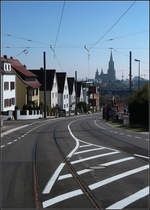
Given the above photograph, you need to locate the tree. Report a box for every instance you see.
[128,84,149,129]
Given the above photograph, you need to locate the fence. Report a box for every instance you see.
[16,110,42,120]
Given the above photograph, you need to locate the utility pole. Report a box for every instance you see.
[134,59,141,89]
[129,51,132,93]
[75,71,77,115]
[43,51,47,119]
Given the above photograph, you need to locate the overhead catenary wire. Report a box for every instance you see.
[89,0,136,50]
[53,1,66,49]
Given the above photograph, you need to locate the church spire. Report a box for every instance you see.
[110,50,113,62]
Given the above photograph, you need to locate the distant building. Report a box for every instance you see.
[67,77,76,112]
[95,51,116,85]
[56,72,69,113]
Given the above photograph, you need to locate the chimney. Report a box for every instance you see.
[24,64,26,68]
[10,56,13,59]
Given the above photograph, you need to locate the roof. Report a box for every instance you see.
[1,56,36,77]
[56,72,66,93]
[30,69,56,91]
[67,77,75,95]
[1,56,40,88]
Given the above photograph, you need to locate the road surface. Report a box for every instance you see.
[0,113,149,209]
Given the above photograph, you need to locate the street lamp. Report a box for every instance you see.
[134,59,140,89]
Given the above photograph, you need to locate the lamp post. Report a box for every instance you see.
[134,59,140,89]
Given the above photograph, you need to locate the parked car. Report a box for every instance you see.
[59,109,66,117]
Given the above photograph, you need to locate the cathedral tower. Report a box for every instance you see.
[107,51,116,81]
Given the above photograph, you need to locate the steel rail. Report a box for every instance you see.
[53,128,103,210]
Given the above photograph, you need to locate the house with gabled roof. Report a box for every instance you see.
[1,55,40,110]
[67,77,76,112]
[29,69,58,108]
[56,72,69,113]
[76,81,84,104]
[0,59,16,113]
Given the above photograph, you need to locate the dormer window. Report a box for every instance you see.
[3,63,11,72]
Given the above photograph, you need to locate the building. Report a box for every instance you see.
[0,60,16,113]
[56,72,69,113]
[95,51,116,85]
[76,81,84,104]
[67,77,76,112]
[30,69,58,108]
[2,56,40,110]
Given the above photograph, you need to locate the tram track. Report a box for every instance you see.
[53,128,103,210]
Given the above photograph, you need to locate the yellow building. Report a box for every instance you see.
[2,56,40,110]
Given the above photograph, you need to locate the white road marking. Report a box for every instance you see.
[114,131,118,134]
[74,147,105,155]
[135,136,141,139]
[106,186,149,209]
[94,120,106,130]
[43,189,83,208]
[13,139,17,142]
[127,135,132,137]
[21,135,25,138]
[119,133,124,135]
[42,120,80,194]
[80,144,93,148]
[7,142,12,145]
[58,168,93,181]
[71,151,120,165]
[89,165,149,190]
[101,157,135,167]
[58,157,134,181]
[134,154,149,160]
[42,162,65,194]
[43,165,149,207]
[1,124,30,137]
[18,137,21,139]
[0,145,5,148]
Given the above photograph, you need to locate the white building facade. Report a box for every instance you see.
[51,72,58,108]
[0,61,16,112]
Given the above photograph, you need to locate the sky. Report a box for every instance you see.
[1,1,149,80]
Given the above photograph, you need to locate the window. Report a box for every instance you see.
[36,88,38,95]
[10,82,15,90]
[8,64,11,71]
[52,93,54,98]
[64,95,65,99]
[4,64,8,71]
[55,93,57,98]
[4,82,9,90]
[33,89,35,96]
[11,98,15,105]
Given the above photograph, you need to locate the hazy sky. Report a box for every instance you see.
[1,1,149,80]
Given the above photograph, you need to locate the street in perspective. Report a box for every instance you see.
[0,1,149,209]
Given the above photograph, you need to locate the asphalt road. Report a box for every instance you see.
[0,113,149,209]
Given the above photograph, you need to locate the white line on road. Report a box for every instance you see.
[101,157,135,167]
[43,189,83,208]
[43,165,149,207]
[42,120,80,194]
[58,157,134,181]
[127,135,132,137]
[135,136,142,139]
[58,168,93,181]
[7,142,12,145]
[74,147,105,155]
[106,186,149,209]
[89,165,149,191]
[71,151,120,165]
[94,120,106,130]
[134,154,149,160]
[13,139,17,142]
[0,145,5,148]
[80,144,93,148]
[42,162,65,194]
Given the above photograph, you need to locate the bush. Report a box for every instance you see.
[77,102,89,113]
[128,85,149,128]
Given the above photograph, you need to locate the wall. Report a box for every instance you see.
[63,76,69,112]
[51,73,58,107]
[16,76,27,110]
[3,74,16,111]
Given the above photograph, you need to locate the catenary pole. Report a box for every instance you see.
[43,52,47,118]
[129,51,132,93]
